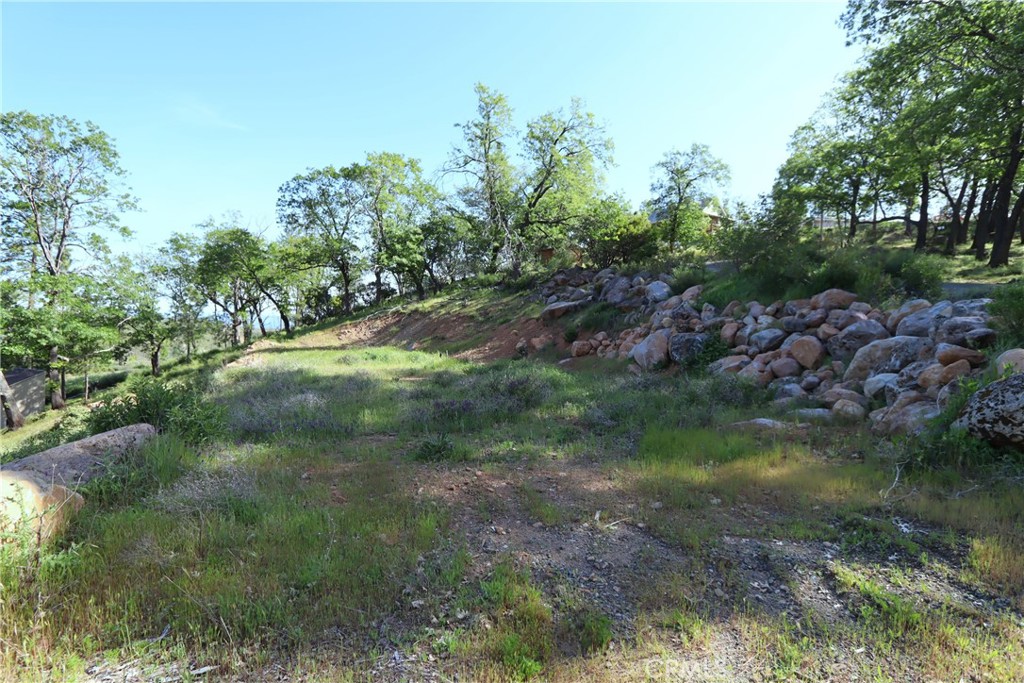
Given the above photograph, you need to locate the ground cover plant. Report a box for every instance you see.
[2,313,1023,682]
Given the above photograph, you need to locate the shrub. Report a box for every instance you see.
[898,253,945,299]
[580,212,659,269]
[86,375,224,446]
[574,302,621,334]
[989,280,1024,347]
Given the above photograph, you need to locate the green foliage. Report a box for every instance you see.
[79,434,195,508]
[573,302,622,334]
[86,375,224,445]
[576,198,659,268]
[898,253,945,299]
[412,433,470,463]
[569,607,613,654]
[671,261,709,293]
[989,280,1024,347]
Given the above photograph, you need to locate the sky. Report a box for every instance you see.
[1,1,862,255]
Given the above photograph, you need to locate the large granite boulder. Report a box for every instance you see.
[669,333,709,366]
[629,329,671,371]
[826,319,891,363]
[843,336,935,382]
[953,373,1024,450]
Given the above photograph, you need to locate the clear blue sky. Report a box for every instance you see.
[1,1,861,254]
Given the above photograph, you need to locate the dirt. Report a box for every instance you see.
[330,308,570,363]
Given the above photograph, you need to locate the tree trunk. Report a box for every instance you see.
[1008,190,1024,248]
[84,369,90,401]
[848,177,860,239]
[150,351,161,377]
[49,346,65,410]
[0,370,25,429]
[988,125,1023,267]
[959,178,979,245]
[973,182,996,260]
[256,310,267,337]
[914,172,929,251]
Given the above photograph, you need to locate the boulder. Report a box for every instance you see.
[964,327,997,348]
[669,333,709,366]
[790,336,826,370]
[816,324,841,341]
[934,316,989,346]
[720,322,741,346]
[737,363,772,387]
[791,408,834,423]
[731,418,808,433]
[863,373,899,401]
[769,357,802,379]
[826,319,891,363]
[951,298,992,317]
[843,336,935,382]
[871,401,940,436]
[917,358,971,389]
[994,348,1024,375]
[886,299,931,332]
[820,387,869,409]
[749,328,787,353]
[935,343,986,367]
[680,284,704,302]
[895,301,952,337]
[832,399,867,421]
[629,329,671,371]
[540,301,583,321]
[570,341,592,357]
[600,275,633,306]
[780,316,807,333]
[810,288,858,311]
[953,373,1024,450]
[710,355,751,374]
[0,471,84,544]
[645,281,672,303]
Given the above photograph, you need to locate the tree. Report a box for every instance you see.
[152,235,208,361]
[194,219,262,346]
[649,144,730,251]
[0,111,134,409]
[277,166,365,315]
[445,83,517,273]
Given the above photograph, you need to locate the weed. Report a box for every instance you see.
[569,606,613,654]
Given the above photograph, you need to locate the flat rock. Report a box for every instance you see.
[953,373,1024,450]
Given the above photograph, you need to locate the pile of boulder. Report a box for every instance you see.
[533,268,1024,442]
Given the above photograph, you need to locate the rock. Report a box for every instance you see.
[0,471,84,544]
[886,299,931,332]
[843,336,936,382]
[953,373,1024,450]
[680,285,704,302]
[832,399,866,421]
[964,327,997,348]
[800,375,821,392]
[811,288,858,311]
[749,328,787,353]
[917,358,971,389]
[872,401,940,436]
[802,309,827,328]
[826,319,891,363]
[935,343,986,367]
[816,324,841,341]
[895,301,952,337]
[568,288,591,302]
[951,298,992,317]
[791,408,834,423]
[731,418,807,433]
[820,387,868,409]
[737,364,772,387]
[710,355,751,374]
[645,281,672,303]
[769,357,802,379]
[790,336,826,370]
[629,329,671,371]
[600,275,632,306]
[994,348,1024,375]
[1,424,157,542]
[773,382,807,400]
[863,373,899,401]
[515,339,528,356]
[780,316,807,333]
[934,316,989,346]
[570,341,592,357]
[669,333,709,366]
[540,301,583,321]
[720,322,741,346]
[529,335,554,352]
[4,424,158,486]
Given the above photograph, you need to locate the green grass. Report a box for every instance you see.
[6,292,1024,681]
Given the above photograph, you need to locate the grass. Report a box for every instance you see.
[5,290,1024,680]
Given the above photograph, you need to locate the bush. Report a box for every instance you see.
[898,253,945,299]
[573,302,621,334]
[86,375,224,446]
[989,280,1024,347]
[579,211,659,269]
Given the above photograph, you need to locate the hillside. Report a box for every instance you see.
[3,279,1024,683]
